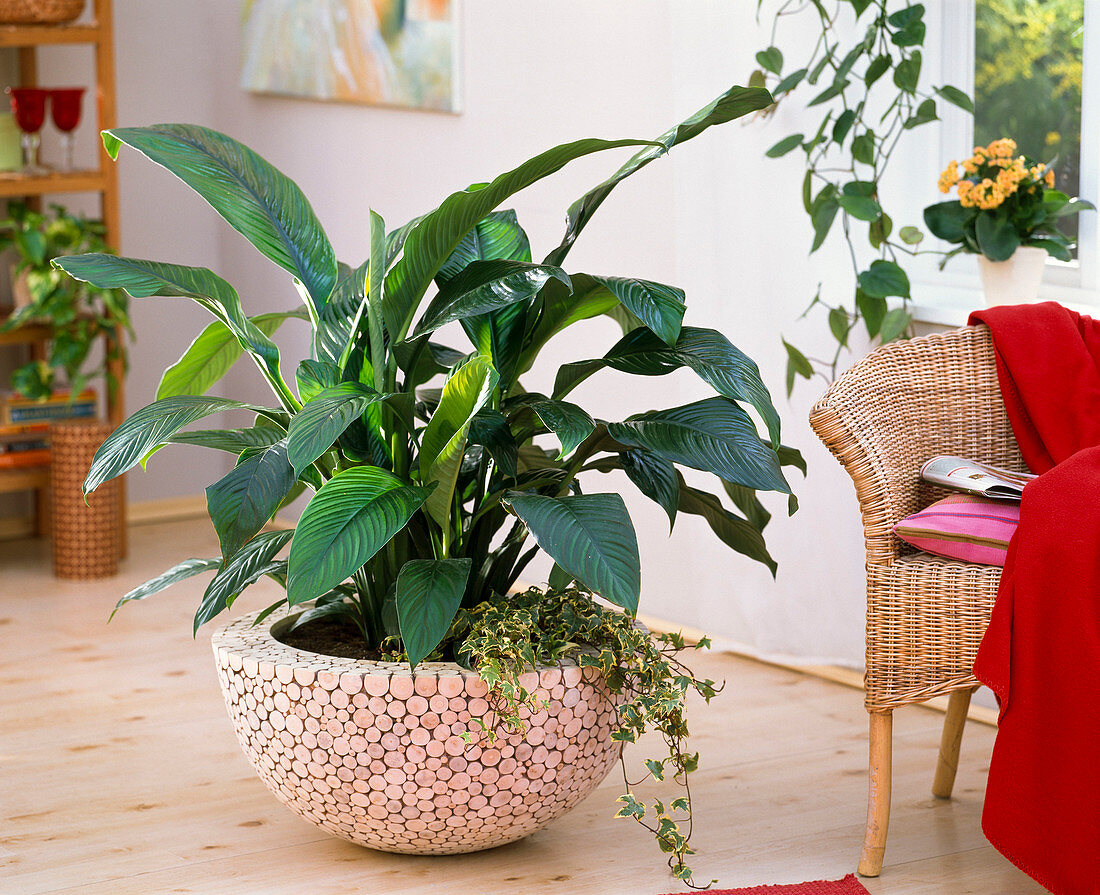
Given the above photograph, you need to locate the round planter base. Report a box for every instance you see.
[212,608,623,855]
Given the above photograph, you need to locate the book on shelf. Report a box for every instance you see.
[0,447,49,469]
[0,388,97,427]
[920,455,1036,501]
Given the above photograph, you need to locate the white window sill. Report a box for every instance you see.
[908,271,1100,327]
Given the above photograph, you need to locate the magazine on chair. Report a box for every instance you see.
[920,455,1036,501]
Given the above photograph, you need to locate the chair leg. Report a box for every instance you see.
[858,711,892,878]
[932,688,974,799]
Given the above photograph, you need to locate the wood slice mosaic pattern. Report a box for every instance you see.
[211,608,624,854]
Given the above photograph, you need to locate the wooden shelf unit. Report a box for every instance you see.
[0,0,123,543]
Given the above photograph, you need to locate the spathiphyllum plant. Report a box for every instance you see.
[56,84,802,884]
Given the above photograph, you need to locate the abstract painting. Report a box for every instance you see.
[240,0,459,112]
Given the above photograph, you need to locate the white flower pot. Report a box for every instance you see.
[977,245,1048,308]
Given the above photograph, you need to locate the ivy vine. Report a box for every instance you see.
[751,0,973,392]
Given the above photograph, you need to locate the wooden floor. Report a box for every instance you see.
[0,519,1043,895]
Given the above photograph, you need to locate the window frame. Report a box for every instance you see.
[910,0,1099,323]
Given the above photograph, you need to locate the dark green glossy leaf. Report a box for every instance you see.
[503,492,641,613]
[722,479,771,532]
[864,54,890,87]
[903,97,937,129]
[589,276,685,347]
[828,307,850,346]
[782,338,813,397]
[286,468,431,605]
[545,84,773,267]
[468,409,517,478]
[975,213,1020,262]
[1027,236,1072,262]
[621,449,679,529]
[547,563,575,590]
[678,480,776,576]
[206,439,296,561]
[923,200,975,243]
[110,557,220,621]
[396,558,472,668]
[167,426,285,455]
[101,124,337,312]
[527,399,595,457]
[315,260,367,366]
[832,110,856,145]
[411,259,570,338]
[608,397,790,494]
[858,260,910,298]
[195,530,293,633]
[855,289,887,337]
[436,209,532,284]
[851,132,875,165]
[286,383,392,475]
[838,194,882,221]
[519,274,620,372]
[893,51,921,93]
[85,396,266,494]
[384,136,652,342]
[295,359,341,404]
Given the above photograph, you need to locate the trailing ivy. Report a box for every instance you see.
[451,586,719,887]
[752,1,973,390]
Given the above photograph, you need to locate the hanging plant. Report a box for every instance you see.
[750,1,973,392]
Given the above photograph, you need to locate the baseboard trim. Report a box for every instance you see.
[128,495,210,526]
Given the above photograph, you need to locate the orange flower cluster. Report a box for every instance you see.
[938,138,1056,210]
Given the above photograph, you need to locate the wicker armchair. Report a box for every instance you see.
[809,324,1024,878]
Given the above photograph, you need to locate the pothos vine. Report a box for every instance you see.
[750,0,973,392]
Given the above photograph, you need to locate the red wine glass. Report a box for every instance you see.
[50,88,84,171]
[6,87,48,175]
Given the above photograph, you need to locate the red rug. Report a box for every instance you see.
[660,874,869,894]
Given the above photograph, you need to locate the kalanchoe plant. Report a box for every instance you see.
[925,137,1094,263]
[56,85,802,884]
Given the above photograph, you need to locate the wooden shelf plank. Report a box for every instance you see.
[0,321,51,345]
[0,169,107,197]
[0,464,48,491]
[0,23,100,48]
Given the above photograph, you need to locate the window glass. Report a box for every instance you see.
[974,0,1084,249]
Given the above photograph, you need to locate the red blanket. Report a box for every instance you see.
[968,302,1100,894]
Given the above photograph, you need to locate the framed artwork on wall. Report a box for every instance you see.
[240,0,460,113]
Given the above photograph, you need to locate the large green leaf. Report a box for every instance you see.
[419,356,499,526]
[54,254,284,386]
[85,396,266,494]
[620,449,679,528]
[295,359,341,404]
[526,398,595,457]
[608,397,790,494]
[101,124,337,312]
[315,261,367,366]
[410,259,570,339]
[167,426,285,455]
[468,409,518,478]
[286,383,393,475]
[436,209,532,284]
[518,274,621,374]
[975,212,1020,262]
[286,468,431,605]
[555,326,782,446]
[395,558,472,668]
[195,529,293,633]
[383,136,652,342]
[587,276,685,347]
[544,84,774,266]
[110,557,221,620]
[157,310,304,400]
[677,481,777,575]
[503,492,641,613]
[206,439,296,561]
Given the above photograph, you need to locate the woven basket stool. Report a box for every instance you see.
[0,0,83,23]
[809,324,1022,878]
[50,419,119,579]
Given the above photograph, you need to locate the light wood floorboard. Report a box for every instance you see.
[0,519,1042,894]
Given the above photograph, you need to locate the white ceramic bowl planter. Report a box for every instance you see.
[212,607,624,854]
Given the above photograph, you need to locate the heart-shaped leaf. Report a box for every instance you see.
[503,492,641,613]
[396,558,472,668]
[101,124,337,313]
[608,397,789,494]
[286,468,431,605]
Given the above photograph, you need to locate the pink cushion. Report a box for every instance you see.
[893,493,1019,566]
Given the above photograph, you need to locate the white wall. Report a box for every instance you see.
[95,0,933,668]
